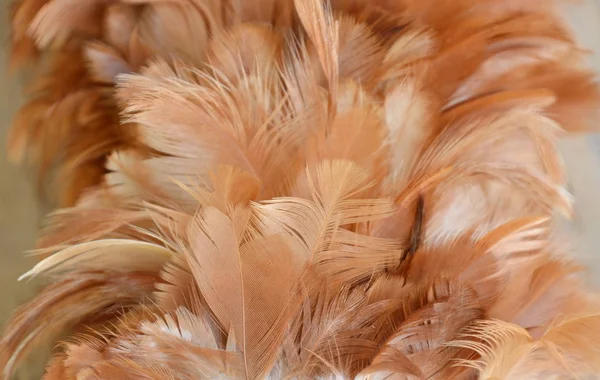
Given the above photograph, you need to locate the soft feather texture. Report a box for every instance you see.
[3,0,600,378]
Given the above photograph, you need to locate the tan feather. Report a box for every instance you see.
[254,160,399,290]
[185,206,305,378]
[336,15,385,85]
[28,0,104,48]
[295,0,340,112]
[84,42,132,83]
[0,272,158,377]
[137,2,210,66]
[19,239,173,280]
[384,77,437,185]
[9,0,47,68]
[451,316,600,379]
[3,0,600,378]
[541,314,600,372]
[117,307,243,378]
[104,3,138,57]
[360,281,482,379]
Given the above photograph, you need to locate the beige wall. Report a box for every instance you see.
[561,2,600,286]
[0,5,48,378]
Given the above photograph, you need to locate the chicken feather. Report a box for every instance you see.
[3,0,600,378]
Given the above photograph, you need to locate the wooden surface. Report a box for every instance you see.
[1,1,600,378]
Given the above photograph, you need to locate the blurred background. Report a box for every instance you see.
[1,0,600,378]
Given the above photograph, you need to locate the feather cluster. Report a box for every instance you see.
[4,0,600,378]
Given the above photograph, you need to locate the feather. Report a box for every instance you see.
[355,347,424,380]
[19,239,173,280]
[28,0,104,48]
[305,82,389,182]
[33,187,152,251]
[41,355,70,380]
[379,28,437,85]
[253,160,399,290]
[84,42,132,83]
[6,47,126,206]
[449,320,540,379]
[207,24,283,83]
[384,77,437,185]
[3,0,600,377]
[450,316,600,379]
[360,281,482,379]
[115,53,305,201]
[289,285,380,377]
[0,272,158,377]
[137,2,210,66]
[115,307,243,378]
[411,109,569,245]
[336,15,385,85]
[154,251,201,312]
[295,0,340,111]
[541,314,600,372]
[185,206,306,378]
[104,3,137,57]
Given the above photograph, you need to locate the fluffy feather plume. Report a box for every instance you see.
[449,316,600,379]
[3,0,600,378]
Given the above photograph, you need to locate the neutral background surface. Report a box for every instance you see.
[551,1,600,284]
[0,2,48,378]
[1,1,600,378]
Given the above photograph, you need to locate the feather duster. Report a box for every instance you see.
[3,0,600,378]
